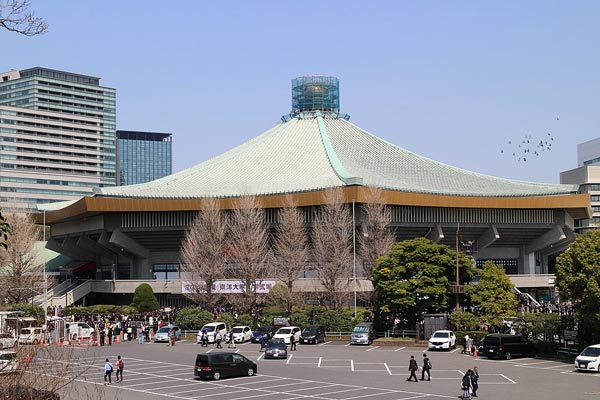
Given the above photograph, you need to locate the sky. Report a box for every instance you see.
[3,0,600,184]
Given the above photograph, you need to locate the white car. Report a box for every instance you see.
[0,351,18,373]
[0,333,17,350]
[230,326,252,343]
[66,322,95,340]
[197,322,228,344]
[273,326,301,344]
[575,344,600,372]
[428,330,456,351]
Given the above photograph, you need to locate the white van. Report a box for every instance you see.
[197,322,227,344]
[18,327,44,345]
[66,322,95,340]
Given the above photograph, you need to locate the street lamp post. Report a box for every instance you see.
[352,200,357,317]
[455,223,460,311]
[43,210,48,343]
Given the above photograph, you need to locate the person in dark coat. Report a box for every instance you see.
[461,369,472,399]
[290,333,297,351]
[421,353,431,381]
[406,355,419,382]
[107,326,113,346]
[471,366,479,397]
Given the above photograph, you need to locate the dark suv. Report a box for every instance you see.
[481,334,535,360]
[300,325,325,344]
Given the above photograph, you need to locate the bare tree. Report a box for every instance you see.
[0,213,51,303]
[180,198,228,310]
[227,196,270,313]
[0,0,47,36]
[272,195,309,316]
[358,187,396,279]
[312,188,353,310]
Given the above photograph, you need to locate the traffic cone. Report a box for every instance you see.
[25,355,31,364]
[77,338,81,347]
[57,340,62,347]
[115,336,120,344]
[474,347,479,358]
[39,339,44,346]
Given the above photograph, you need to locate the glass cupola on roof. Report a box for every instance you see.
[292,76,339,113]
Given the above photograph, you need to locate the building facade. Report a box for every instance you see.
[560,137,600,231]
[39,76,590,307]
[0,67,116,213]
[116,130,172,186]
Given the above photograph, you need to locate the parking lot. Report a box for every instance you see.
[35,339,600,400]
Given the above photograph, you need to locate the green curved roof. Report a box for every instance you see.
[98,112,577,199]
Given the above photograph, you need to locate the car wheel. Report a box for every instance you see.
[213,371,221,380]
[505,352,512,360]
[247,368,255,376]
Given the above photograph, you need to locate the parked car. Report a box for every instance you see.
[350,322,375,345]
[273,326,301,344]
[251,325,275,343]
[264,339,288,359]
[0,333,17,350]
[0,350,18,373]
[66,322,95,341]
[18,327,44,345]
[575,344,600,372]
[428,330,456,351]
[300,325,325,344]
[194,352,257,380]
[197,322,227,344]
[154,325,181,343]
[230,326,252,343]
[480,334,535,360]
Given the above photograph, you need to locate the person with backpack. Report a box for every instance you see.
[421,353,431,381]
[115,355,124,382]
[104,358,113,385]
[406,355,419,382]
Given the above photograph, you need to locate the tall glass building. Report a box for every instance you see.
[116,130,172,186]
[0,67,116,212]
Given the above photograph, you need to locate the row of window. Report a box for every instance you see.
[0,186,92,196]
[0,175,93,187]
[1,163,116,178]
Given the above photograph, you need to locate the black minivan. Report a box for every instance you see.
[194,352,257,380]
[300,325,326,344]
[481,334,535,360]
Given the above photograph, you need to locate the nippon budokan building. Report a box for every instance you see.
[38,76,590,307]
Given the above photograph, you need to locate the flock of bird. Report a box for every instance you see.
[500,118,558,162]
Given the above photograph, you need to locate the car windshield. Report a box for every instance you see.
[232,327,244,333]
[432,332,450,338]
[581,347,600,357]
[353,326,369,333]
[0,353,15,361]
[267,340,286,349]
[303,327,318,334]
[277,328,292,335]
[157,327,171,333]
[202,326,215,332]
[257,326,272,333]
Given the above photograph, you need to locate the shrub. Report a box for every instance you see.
[131,283,159,313]
[449,311,480,331]
[175,307,213,330]
[234,314,255,329]
[218,312,235,330]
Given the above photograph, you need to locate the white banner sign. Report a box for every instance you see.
[182,280,276,294]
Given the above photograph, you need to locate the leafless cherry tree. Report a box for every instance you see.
[272,195,309,315]
[0,213,52,303]
[358,187,396,279]
[312,188,353,310]
[180,198,228,309]
[0,0,48,36]
[227,196,270,312]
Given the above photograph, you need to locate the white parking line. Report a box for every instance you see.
[318,356,322,367]
[384,362,392,375]
[395,346,406,351]
[366,346,380,351]
[501,374,516,384]
[286,353,294,364]
[256,352,264,361]
[351,359,354,371]
[318,341,331,346]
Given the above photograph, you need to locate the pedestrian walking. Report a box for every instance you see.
[201,329,208,347]
[215,332,222,348]
[103,358,113,385]
[461,369,472,399]
[471,366,479,397]
[168,327,176,347]
[421,353,431,381]
[461,335,469,354]
[99,329,105,347]
[259,334,267,351]
[115,355,124,383]
[406,355,419,382]
[137,325,144,344]
[227,329,236,348]
[290,334,297,351]
[466,335,473,355]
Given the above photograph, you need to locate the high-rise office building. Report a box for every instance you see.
[560,137,600,231]
[116,130,172,186]
[0,67,116,212]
